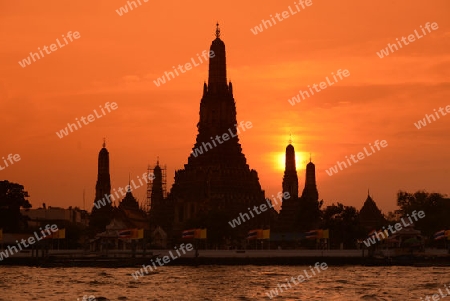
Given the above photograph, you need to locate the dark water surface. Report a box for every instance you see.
[0,265,449,300]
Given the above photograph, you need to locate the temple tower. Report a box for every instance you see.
[167,25,274,236]
[95,140,111,203]
[359,191,386,230]
[301,159,319,202]
[89,140,113,232]
[282,143,299,200]
[148,160,172,230]
[278,142,300,232]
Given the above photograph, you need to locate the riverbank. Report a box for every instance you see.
[1,249,449,267]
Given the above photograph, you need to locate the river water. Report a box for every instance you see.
[0,265,448,300]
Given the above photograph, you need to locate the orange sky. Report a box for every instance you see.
[1,0,449,214]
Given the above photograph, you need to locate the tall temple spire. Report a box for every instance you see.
[301,159,319,202]
[189,23,244,167]
[283,143,299,199]
[278,141,300,232]
[167,26,272,235]
[96,142,111,197]
[208,23,227,88]
[90,142,113,231]
[215,22,220,39]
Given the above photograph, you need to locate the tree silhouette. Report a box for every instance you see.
[396,190,449,237]
[321,203,365,249]
[0,180,32,232]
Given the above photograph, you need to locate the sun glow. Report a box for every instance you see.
[275,152,304,171]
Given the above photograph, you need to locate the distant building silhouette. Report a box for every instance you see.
[114,183,148,230]
[359,191,386,230]
[283,143,299,200]
[22,206,89,228]
[277,148,322,233]
[148,160,173,231]
[89,141,113,232]
[277,143,301,231]
[301,159,319,203]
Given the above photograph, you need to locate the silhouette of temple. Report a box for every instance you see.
[301,158,319,203]
[277,142,300,231]
[359,191,386,230]
[148,160,172,232]
[153,24,274,237]
[89,141,113,232]
[110,183,148,230]
[277,143,321,232]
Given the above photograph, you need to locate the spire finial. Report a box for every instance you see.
[288,133,292,145]
[215,22,220,39]
[102,138,106,148]
[310,153,312,163]
[128,173,131,192]
[157,156,159,166]
[368,188,370,196]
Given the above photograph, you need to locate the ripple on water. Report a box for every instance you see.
[1,265,449,300]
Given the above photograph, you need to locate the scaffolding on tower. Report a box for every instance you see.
[145,161,167,213]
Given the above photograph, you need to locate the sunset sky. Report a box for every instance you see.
[1,0,449,214]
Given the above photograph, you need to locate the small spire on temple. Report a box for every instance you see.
[215,22,220,39]
[102,138,106,148]
[157,156,160,166]
[288,133,292,145]
[310,153,312,163]
[128,173,131,192]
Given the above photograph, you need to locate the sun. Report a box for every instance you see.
[275,152,304,171]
